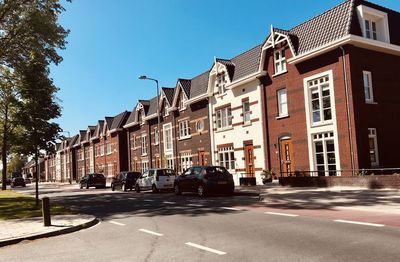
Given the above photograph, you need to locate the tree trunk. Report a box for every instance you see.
[1,104,8,190]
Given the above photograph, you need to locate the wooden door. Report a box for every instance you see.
[245,145,255,177]
[199,151,206,166]
[281,139,294,176]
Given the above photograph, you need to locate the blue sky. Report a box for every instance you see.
[50,0,400,136]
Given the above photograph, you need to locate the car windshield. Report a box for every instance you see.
[157,169,175,176]
[204,166,229,175]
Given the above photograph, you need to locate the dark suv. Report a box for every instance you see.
[11,177,26,188]
[174,166,234,196]
[79,173,106,189]
[111,171,141,191]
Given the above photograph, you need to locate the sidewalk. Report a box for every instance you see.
[0,214,98,247]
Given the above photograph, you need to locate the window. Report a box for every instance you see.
[179,120,190,139]
[141,161,149,173]
[100,145,105,156]
[154,128,159,145]
[141,134,147,155]
[313,132,337,176]
[165,154,174,170]
[179,93,186,110]
[308,75,332,125]
[163,123,173,152]
[216,107,232,129]
[368,128,379,166]
[277,89,288,117]
[365,19,377,40]
[131,135,136,149]
[218,146,235,171]
[363,71,374,103]
[196,120,204,132]
[274,49,286,74]
[107,163,113,177]
[180,153,192,173]
[242,101,251,124]
[163,106,168,117]
[216,72,226,95]
[106,143,111,155]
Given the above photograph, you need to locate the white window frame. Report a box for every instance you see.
[165,154,174,170]
[179,92,187,110]
[273,48,287,75]
[312,132,337,177]
[308,75,333,126]
[216,107,232,130]
[218,146,235,171]
[196,119,204,132]
[106,143,112,155]
[363,71,374,103]
[141,161,149,173]
[368,128,379,166]
[364,19,377,40]
[277,89,288,117]
[180,153,192,173]
[141,134,147,156]
[154,128,159,145]
[242,101,251,124]
[357,5,390,43]
[178,120,190,139]
[216,72,226,95]
[163,123,173,152]
[100,144,105,156]
[163,106,169,117]
[107,163,113,177]
[132,134,136,149]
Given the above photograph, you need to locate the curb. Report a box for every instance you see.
[0,217,99,248]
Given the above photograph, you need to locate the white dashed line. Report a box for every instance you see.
[265,212,299,217]
[334,220,385,227]
[139,229,163,236]
[185,242,226,255]
[221,207,241,211]
[187,204,204,207]
[109,221,125,226]
[163,201,176,204]
[143,199,154,202]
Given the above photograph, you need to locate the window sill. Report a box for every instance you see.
[365,101,378,105]
[276,115,290,120]
[216,93,227,99]
[178,136,191,141]
[216,126,233,133]
[272,70,288,78]
[242,122,252,127]
[311,121,334,128]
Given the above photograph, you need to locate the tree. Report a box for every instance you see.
[7,153,27,174]
[0,0,69,189]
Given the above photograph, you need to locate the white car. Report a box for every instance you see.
[135,169,176,193]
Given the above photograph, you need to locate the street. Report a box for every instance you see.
[1,184,400,262]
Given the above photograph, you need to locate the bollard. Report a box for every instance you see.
[42,197,51,226]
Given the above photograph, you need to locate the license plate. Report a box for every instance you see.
[218,181,227,185]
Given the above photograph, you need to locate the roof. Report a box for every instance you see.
[162,87,175,105]
[146,97,159,116]
[229,44,262,81]
[69,134,79,147]
[79,130,86,143]
[94,120,104,138]
[178,79,191,98]
[189,71,210,99]
[104,117,114,130]
[110,111,130,130]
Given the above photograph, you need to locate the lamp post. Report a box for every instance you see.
[60,131,72,184]
[138,75,161,168]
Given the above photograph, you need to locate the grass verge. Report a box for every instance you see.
[0,190,76,220]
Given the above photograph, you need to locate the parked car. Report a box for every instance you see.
[11,177,26,188]
[135,169,176,193]
[25,178,32,184]
[79,173,106,189]
[111,171,141,191]
[174,166,234,197]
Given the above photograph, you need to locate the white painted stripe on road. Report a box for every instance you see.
[164,201,176,204]
[187,204,204,207]
[221,207,241,211]
[139,229,163,236]
[334,219,385,227]
[185,242,226,255]
[109,221,125,226]
[143,199,154,202]
[265,212,299,217]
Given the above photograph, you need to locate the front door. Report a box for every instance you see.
[280,139,294,176]
[245,145,255,177]
[198,151,206,166]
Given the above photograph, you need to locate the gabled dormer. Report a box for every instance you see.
[356,4,390,43]
[160,87,175,117]
[207,58,234,96]
[171,79,190,111]
[91,120,104,141]
[102,117,113,137]
[134,100,150,125]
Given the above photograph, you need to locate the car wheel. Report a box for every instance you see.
[174,184,181,195]
[111,184,115,191]
[152,184,158,193]
[135,184,140,193]
[80,184,83,189]
[86,183,89,189]
[23,184,26,187]
[197,185,206,197]
[122,183,126,192]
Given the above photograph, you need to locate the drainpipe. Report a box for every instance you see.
[340,46,355,176]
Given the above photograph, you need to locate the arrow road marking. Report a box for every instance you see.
[185,242,226,255]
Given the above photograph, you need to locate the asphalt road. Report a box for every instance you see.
[1,184,400,262]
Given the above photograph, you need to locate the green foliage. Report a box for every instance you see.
[6,153,27,173]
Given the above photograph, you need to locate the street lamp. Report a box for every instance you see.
[60,131,72,184]
[138,75,162,168]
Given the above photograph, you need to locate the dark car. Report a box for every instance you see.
[174,166,234,196]
[111,171,141,192]
[79,173,106,189]
[11,177,26,188]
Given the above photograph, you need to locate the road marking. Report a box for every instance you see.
[265,212,299,217]
[187,203,204,207]
[139,229,163,236]
[109,221,125,226]
[334,220,385,227]
[143,199,154,202]
[163,201,176,204]
[221,207,241,211]
[185,242,226,255]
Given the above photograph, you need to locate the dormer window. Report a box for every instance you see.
[216,72,226,95]
[357,5,390,43]
[274,48,286,75]
[163,106,168,117]
[179,92,186,110]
